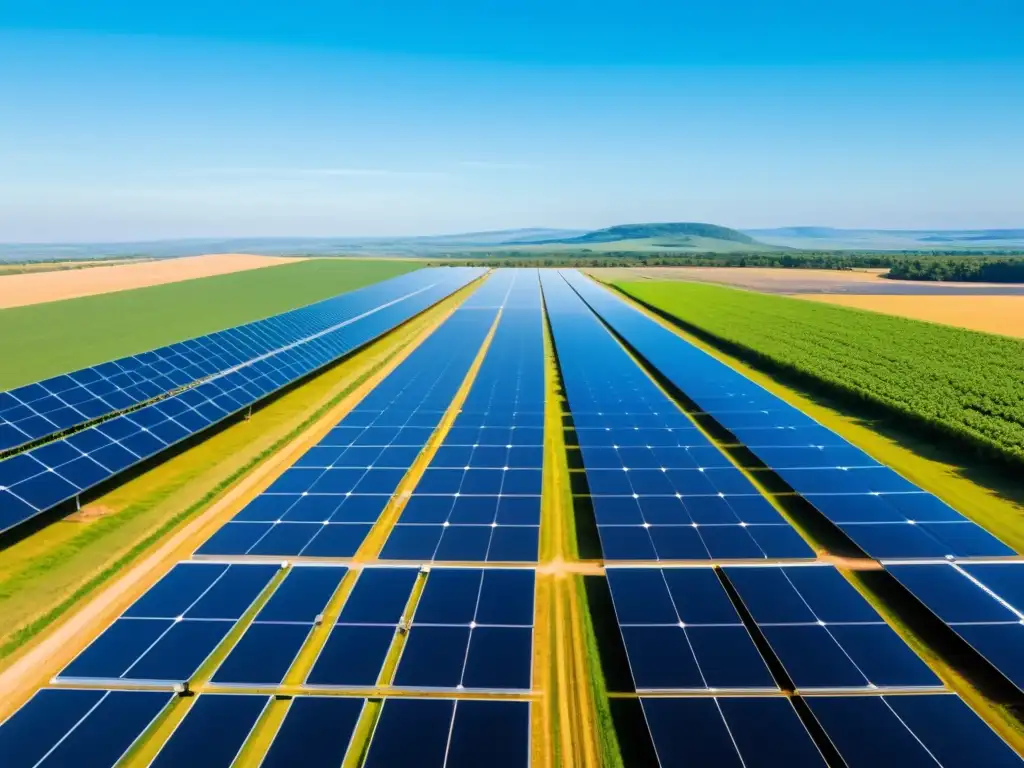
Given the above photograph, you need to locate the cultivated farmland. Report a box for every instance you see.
[615,280,1024,465]
[0,258,420,389]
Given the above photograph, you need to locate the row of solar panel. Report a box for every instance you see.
[0,269,484,535]
[607,565,940,692]
[886,561,1024,694]
[558,269,1017,560]
[199,270,545,563]
[54,563,536,692]
[641,693,1022,768]
[540,269,816,562]
[0,690,530,768]
[0,268,478,454]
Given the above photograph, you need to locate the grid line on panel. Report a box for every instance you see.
[196,302,502,561]
[560,269,1016,562]
[540,269,814,563]
[384,270,544,564]
[721,564,943,693]
[0,269,486,535]
[886,561,1024,694]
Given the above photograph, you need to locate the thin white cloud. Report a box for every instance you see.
[184,167,449,178]
[459,160,540,171]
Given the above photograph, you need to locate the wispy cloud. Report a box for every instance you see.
[184,167,449,179]
[459,160,541,171]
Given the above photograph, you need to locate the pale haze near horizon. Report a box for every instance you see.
[1,0,1022,242]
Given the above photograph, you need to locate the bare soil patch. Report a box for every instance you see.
[801,294,1024,338]
[65,505,116,523]
[0,253,304,309]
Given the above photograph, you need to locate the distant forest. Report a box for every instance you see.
[435,250,1024,283]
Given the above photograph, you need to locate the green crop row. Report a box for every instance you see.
[615,281,1024,465]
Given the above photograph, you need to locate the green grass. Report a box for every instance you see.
[0,258,419,389]
[617,280,1024,465]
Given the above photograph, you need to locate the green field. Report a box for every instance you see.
[615,280,1024,465]
[0,259,419,389]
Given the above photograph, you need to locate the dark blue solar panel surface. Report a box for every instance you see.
[888,562,1024,691]
[394,567,535,691]
[724,565,940,690]
[364,698,530,768]
[261,696,364,768]
[540,270,813,562]
[305,565,535,691]
[150,694,269,768]
[213,566,347,685]
[0,689,171,768]
[806,694,1024,767]
[199,290,501,558]
[606,567,775,691]
[58,563,277,683]
[559,269,1015,560]
[642,697,827,768]
[385,269,543,563]
[0,268,485,535]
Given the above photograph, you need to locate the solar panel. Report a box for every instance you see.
[0,688,172,768]
[210,565,347,686]
[558,269,1016,560]
[363,698,530,768]
[606,567,776,691]
[198,300,503,558]
[385,270,544,563]
[0,268,486,536]
[149,694,270,768]
[724,564,940,691]
[642,697,828,767]
[395,568,535,691]
[305,566,535,691]
[0,268,480,454]
[805,693,1024,767]
[887,562,1024,691]
[540,270,814,562]
[261,696,365,768]
[56,563,278,685]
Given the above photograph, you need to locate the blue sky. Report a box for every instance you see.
[1,1,1022,241]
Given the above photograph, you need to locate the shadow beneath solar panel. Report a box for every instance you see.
[856,569,1024,708]
[582,574,661,765]
[622,290,1024,510]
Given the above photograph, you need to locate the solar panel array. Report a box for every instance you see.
[0,268,485,536]
[887,562,1024,692]
[383,269,544,563]
[641,693,1024,768]
[544,271,1022,766]
[540,269,814,561]
[561,268,1015,561]
[0,268,469,453]
[3,269,1023,767]
[197,283,503,559]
